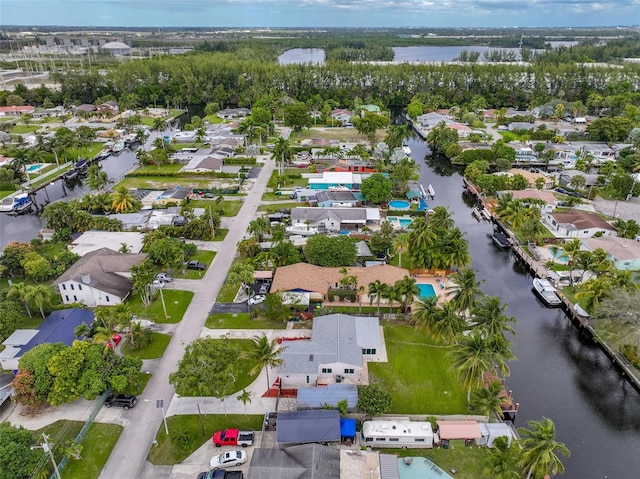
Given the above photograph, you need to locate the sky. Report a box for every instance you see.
[1,0,639,28]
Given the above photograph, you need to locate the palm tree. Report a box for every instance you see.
[472,296,517,343]
[87,165,110,192]
[518,418,570,479]
[499,200,528,230]
[433,301,467,343]
[111,186,135,213]
[368,280,386,313]
[449,329,496,404]
[382,284,402,313]
[483,436,521,479]
[236,389,252,415]
[392,233,410,268]
[472,381,505,419]
[248,217,271,241]
[358,285,366,313]
[411,296,440,334]
[243,334,285,391]
[385,124,413,149]
[575,276,611,308]
[24,284,53,319]
[74,323,92,339]
[7,282,33,318]
[429,206,455,229]
[394,276,419,313]
[272,137,292,176]
[610,270,638,293]
[560,238,582,286]
[447,268,485,315]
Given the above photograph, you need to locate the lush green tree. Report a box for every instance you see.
[270,240,301,266]
[87,165,110,192]
[169,338,240,397]
[472,296,517,343]
[20,252,53,283]
[357,383,392,418]
[518,418,570,479]
[392,232,410,268]
[243,334,284,391]
[7,282,33,318]
[0,422,40,479]
[394,276,419,313]
[24,284,55,319]
[146,237,186,271]
[472,381,506,419]
[385,124,413,149]
[284,102,312,132]
[483,436,521,479]
[368,280,387,313]
[426,121,458,156]
[586,116,635,143]
[361,173,393,203]
[352,112,389,141]
[449,329,497,404]
[130,259,157,306]
[110,186,137,213]
[248,217,271,241]
[447,268,485,315]
[305,235,356,267]
[1,242,34,278]
[13,343,67,407]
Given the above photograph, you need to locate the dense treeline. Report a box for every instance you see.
[535,38,640,64]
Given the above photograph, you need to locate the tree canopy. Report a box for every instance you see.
[305,235,357,267]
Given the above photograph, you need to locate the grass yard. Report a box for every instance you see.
[127,290,194,324]
[123,332,171,359]
[258,202,299,214]
[291,127,385,143]
[393,443,491,479]
[204,115,224,124]
[212,228,229,241]
[62,423,124,479]
[129,163,184,175]
[368,321,468,414]
[216,270,240,303]
[120,372,153,395]
[323,305,402,314]
[183,198,244,217]
[205,312,286,329]
[0,189,16,199]
[66,142,105,159]
[10,125,40,134]
[148,414,263,465]
[174,250,216,279]
[115,176,216,190]
[28,163,74,188]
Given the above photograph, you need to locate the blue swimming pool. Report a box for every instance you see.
[389,200,410,210]
[547,247,569,264]
[388,216,413,229]
[26,163,45,172]
[398,457,454,479]
[417,283,436,300]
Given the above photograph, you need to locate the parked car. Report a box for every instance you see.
[248,295,266,305]
[156,272,174,283]
[212,429,254,448]
[185,260,206,270]
[197,472,243,479]
[105,394,137,409]
[554,187,569,195]
[106,334,122,349]
[258,284,269,294]
[210,450,247,469]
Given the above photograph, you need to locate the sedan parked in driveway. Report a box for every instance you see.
[248,295,266,305]
[185,260,206,270]
[155,272,174,283]
[210,450,247,469]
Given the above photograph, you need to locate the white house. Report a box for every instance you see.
[544,209,616,239]
[54,248,147,307]
[278,314,387,388]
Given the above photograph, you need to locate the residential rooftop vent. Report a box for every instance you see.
[309,354,314,361]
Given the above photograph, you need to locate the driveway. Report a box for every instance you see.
[99,157,277,479]
[210,302,248,314]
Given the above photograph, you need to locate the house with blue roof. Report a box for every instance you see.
[0,308,94,371]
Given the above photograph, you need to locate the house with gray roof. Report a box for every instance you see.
[278,314,386,388]
[249,443,340,479]
[290,207,380,232]
[311,190,360,208]
[54,248,147,307]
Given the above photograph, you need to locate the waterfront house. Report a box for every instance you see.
[278,313,387,388]
[311,190,361,208]
[416,112,451,128]
[581,236,640,271]
[0,105,35,116]
[308,171,362,190]
[507,169,555,189]
[500,189,558,212]
[181,155,223,173]
[70,231,144,256]
[544,209,616,238]
[54,248,147,307]
[290,206,379,232]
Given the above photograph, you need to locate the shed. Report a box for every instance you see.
[296,384,358,409]
[276,410,341,444]
[436,420,482,440]
[476,422,515,448]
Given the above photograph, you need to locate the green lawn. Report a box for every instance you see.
[127,290,194,324]
[148,414,264,465]
[188,199,245,216]
[115,176,216,190]
[123,332,171,359]
[130,163,184,175]
[0,189,16,199]
[324,305,402,314]
[120,372,153,395]
[393,443,491,479]
[10,125,40,134]
[212,228,229,241]
[216,273,240,303]
[368,322,468,414]
[28,163,74,188]
[258,202,299,214]
[205,312,286,329]
[66,142,105,159]
[173,250,216,279]
[62,423,124,479]
[204,115,224,124]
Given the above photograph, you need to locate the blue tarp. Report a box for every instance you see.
[340,418,356,438]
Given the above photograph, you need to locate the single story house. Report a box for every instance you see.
[181,156,223,173]
[311,190,360,208]
[278,314,386,388]
[0,106,35,116]
[0,309,94,371]
[70,231,144,256]
[360,104,381,116]
[308,171,363,190]
[290,207,379,232]
[330,108,354,124]
[501,189,558,211]
[508,122,536,131]
[249,443,340,479]
[558,170,599,188]
[544,209,616,238]
[149,187,192,206]
[507,169,555,190]
[216,108,251,119]
[74,104,97,113]
[54,248,147,307]
[581,236,640,271]
[320,159,377,174]
[415,112,451,128]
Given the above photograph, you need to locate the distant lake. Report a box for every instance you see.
[391,46,524,63]
[278,48,325,65]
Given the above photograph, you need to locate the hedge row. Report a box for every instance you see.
[385,209,427,217]
[224,157,257,165]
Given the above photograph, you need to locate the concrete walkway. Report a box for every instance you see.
[99,157,277,479]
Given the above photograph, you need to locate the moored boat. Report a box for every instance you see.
[491,231,511,250]
[532,278,562,307]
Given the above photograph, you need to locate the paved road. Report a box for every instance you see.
[99,156,277,479]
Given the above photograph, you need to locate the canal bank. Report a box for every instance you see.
[407,135,640,479]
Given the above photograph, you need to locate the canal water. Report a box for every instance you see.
[408,136,640,478]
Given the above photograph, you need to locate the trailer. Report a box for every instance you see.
[361,420,433,448]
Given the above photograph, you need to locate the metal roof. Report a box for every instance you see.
[249,444,340,479]
[379,454,400,479]
[276,410,341,444]
[296,384,358,409]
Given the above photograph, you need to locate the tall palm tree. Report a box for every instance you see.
[499,200,528,230]
[74,323,92,339]
[472,381,505,419]
[394,276,419,313]
[411,296,440,334]
[111,186,135,213]
[575,276,611,308]
[392,232,410,268]
[449,329,496,404]
[368,280,386,313]
[87,165,110,192]
[560,238,582,286]
[243,334,285,391]
[248,217,271,241]
[483,436,521,479]
[382,284,402,313]
[433,301,467,343]
[429,206,455,229]
[472,296,517,343]
[517,417,570,479]
[447,268,485,315]
[7,282,33,318]
[236,389,252,415]
[24,284,53,319]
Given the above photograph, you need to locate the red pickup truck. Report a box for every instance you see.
[212,429,254,448]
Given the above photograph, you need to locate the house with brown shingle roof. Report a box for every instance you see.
[270,263,409,301]
[54,248,147,307]
[544,209,616,239]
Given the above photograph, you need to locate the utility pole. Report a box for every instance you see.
[33,433,61,479]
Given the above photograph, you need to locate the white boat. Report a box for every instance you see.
[481,208,492,221]
[402,145,412,155]
[427,184,436,198]
[0,192,31,213]
[112,141,125,153]
[532,278,562,308]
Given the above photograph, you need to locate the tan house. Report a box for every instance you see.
[508,169,555,190]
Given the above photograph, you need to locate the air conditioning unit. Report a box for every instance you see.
[335,375,343,383]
